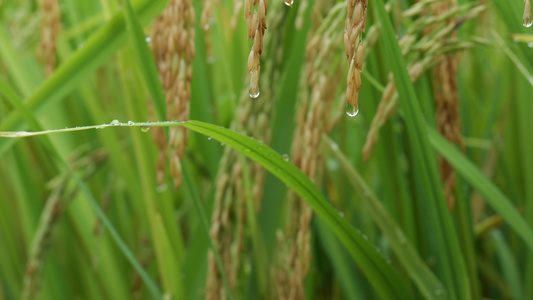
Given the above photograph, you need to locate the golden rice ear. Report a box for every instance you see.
[149,0,195,190]
[207,2,282,298]
[344,0,368,117]
[245,0,268,98]
[273,4,352,298]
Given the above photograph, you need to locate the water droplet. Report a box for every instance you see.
[283,0,294,6]
[127,121,134,126]
[528,42,533,48]
[157,184,167,193]
[249,70,260,98]
[15,131,30,137]
[111,119,120,125]
[282,154,289,161]
[249,86,260,98]
[524,19,533,28]
[434,286,444,296]
[220,143,225,146]
[208,137,212,140]
[345,102,359,117]
[338,211,344,218]
[145,36,152,43]
[141,125,150,132]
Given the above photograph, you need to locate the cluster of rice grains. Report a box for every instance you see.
[431,0,463,211]
[245,0,268,98]
[206,3,284,299]
[362,0,485,209]
[344,0,368,116]
[40,0,61,76]
[22,149,107,300]
[273,4,346,299]
[149,0,195,189]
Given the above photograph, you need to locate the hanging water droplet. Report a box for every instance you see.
[283,0,294,6]
[345,102,359,117]
[249,86,260,98]
[434,286,444,296]
[282,154,289,162]
[140,125,150,132]
[249,70,260,98]
[524,19,533,28]
[127,121,134,126]
[111,119,120,125]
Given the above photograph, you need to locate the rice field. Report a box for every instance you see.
[1,0,533,299]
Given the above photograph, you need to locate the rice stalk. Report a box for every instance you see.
[149,0,195,189]
[21,148,107,300]
[206,3,285,299]
[362,1,485,160]
[40,0,60,76]
[344,0,368,115]
[273,4,345,299]
[431,0,463,211]
[201,0,214,61]
[231,1,244,30]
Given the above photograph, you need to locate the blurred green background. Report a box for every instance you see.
[1,0,533,299]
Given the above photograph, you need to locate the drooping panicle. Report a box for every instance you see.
[245,0,268,98]
[344,0,368,115]
[273,3,347,298]
[149,0,195,189]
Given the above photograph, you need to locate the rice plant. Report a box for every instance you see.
[0,0,532,299]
